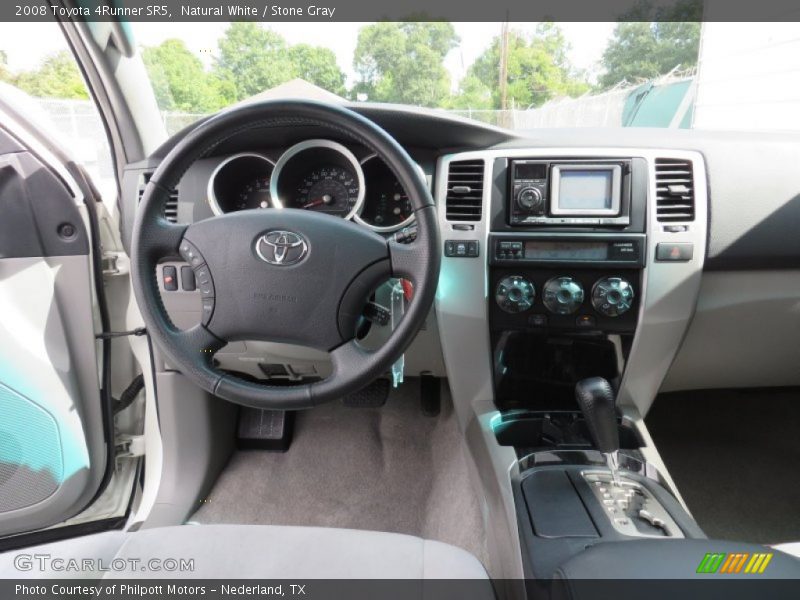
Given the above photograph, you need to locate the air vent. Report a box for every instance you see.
[654,159,695,222]
[445,159,485,221]
[137,172,179,223]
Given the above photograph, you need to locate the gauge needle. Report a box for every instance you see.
[303,194,333,209]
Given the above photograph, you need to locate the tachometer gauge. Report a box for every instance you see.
[237,175,272,210]
[208,153,275,215]
[294,166,360,217]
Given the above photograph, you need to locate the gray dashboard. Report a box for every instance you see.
[118,104,800,399]
[120,106,800,271]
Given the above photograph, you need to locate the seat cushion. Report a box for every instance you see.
[0,524,489,580]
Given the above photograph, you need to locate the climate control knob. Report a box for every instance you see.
[543,276,585,315]
[592,277,635,317]
[496,276,535,314]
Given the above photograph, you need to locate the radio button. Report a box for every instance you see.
[516,186,544,213]
[592,277,635,317]
[543,276,585,315]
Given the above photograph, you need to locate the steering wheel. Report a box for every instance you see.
[131,100,440,409]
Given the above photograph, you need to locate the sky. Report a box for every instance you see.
[0,21,616,88]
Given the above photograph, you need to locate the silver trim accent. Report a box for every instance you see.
[206,153,276,216]
[582,470,684,538]
[550,164,622,216]
[255,230,309,266]
[353,153,417,233]
[269,139,366,221]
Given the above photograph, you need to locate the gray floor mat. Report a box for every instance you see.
[646,388,800,544]
[192,381,487,563]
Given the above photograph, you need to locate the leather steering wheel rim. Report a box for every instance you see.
[131,100,440,410]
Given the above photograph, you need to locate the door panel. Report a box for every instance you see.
[0,128,107,536]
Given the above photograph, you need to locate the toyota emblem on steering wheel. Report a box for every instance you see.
[255,230,309,266]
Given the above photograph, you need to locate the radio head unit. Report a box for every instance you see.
[509,159,631,227]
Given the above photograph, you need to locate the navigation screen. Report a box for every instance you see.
[524,241,609,261]
[558,169,613,210]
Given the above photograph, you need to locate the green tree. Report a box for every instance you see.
[353,22,459,107]
[142,39,232,112]
[598,0,701,89]
[215,22,294,99]
[287,44,346,96]
[459,23,589,110]
[12,51,88,99]
[444,74,493,110]
[214,23,347,101]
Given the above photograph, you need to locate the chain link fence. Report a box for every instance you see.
[446,86,633,130]
[32,84,638,156]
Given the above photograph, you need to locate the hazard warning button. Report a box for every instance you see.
[656,242,694,262]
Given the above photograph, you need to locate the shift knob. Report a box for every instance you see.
[575,377,619,454]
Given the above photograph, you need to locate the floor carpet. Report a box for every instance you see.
[192,380,488,564]
[646,388,800,544]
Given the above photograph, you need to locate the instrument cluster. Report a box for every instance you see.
[207,139,417,233]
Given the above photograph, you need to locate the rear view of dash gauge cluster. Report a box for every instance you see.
[488,156,647,334]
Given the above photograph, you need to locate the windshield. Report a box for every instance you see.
[2,21,800,136]
[129,21,698,134]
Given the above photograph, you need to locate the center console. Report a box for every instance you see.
[486,156,649,411]
[434,146,712,586]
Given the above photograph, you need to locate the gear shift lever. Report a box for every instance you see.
[575,377,621,485]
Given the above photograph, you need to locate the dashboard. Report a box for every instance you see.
[119,104,800,407]
[205,139,415,233]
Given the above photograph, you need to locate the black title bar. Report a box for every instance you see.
[4,0,800,22]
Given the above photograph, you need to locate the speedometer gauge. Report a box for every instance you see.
[293,166,360,217]
[271,140,366,221]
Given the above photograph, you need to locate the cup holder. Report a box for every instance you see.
[493,410,642,454]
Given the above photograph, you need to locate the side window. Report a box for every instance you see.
[0,21,116,206]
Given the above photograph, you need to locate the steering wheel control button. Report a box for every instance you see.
[180,266,196,291]
[496,275,535,314]
[201,298,215,326]
[162,265,178,291]
[656,242,694,262]
[444,239,479,258]
[194,265,215,298]
[179,240,205,268]
[543,276,585,315]
[592,277,635,317]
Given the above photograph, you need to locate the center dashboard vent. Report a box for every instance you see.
[654,158,695,222]
[137,172,179,223]
[445,159,485,221]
